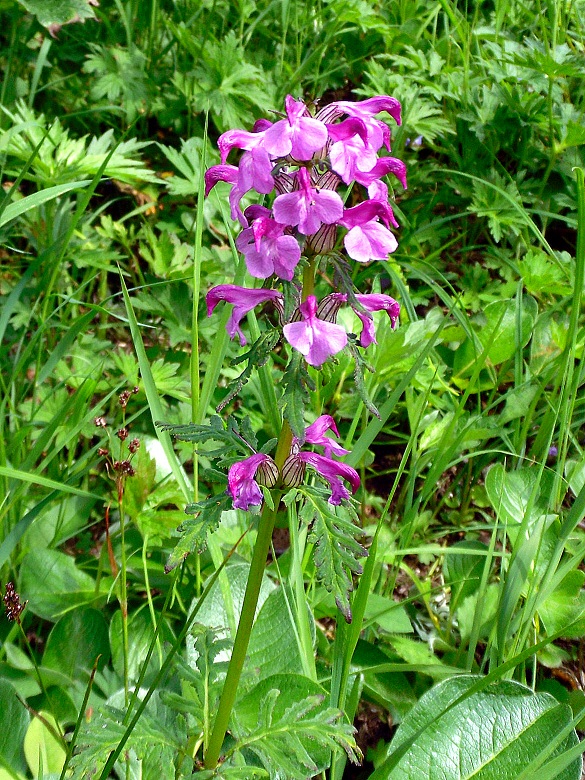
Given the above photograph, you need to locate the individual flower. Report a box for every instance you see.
[302,415,349,458]
[264,95,328,160]
[339,200,398,263]
[236,214,301,280]
[283,450,360,505]
[206,284,283,345]
[283,295,347,367]
[327,96,402,151]
[228,453,278,511]
[273,166,343,235]
[327,118,378,184]
[353,293,400,347]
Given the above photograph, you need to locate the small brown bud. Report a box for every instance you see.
[113,460,136,477]
[116,428,129,441]
[98,447,109,457]
[132,386,139,394]
[94,416,107,428]
[128,438,140,453]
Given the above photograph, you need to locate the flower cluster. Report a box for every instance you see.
[204,94,405,509]
[228,416,360,510]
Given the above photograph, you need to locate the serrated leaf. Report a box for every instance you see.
[229,686,360,779]
[69,705,179,780]
[218,330,280,412]
[305,493,367,622]
[347,339,380,418]
[165,493,232,571]
[281,352,314,439]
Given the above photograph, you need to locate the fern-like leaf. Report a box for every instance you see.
[165,492,232,571]
[302,490,368,622]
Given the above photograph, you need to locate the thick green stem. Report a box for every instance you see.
[204,422,293,769]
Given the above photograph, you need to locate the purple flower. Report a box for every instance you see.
[303,415,349,458]
[273,167,343,235]
[354,293,400,347]
[217,128,267,163]
[283,295,347,367]
[228,453,276,511]
[264,95,328,160]
[327,118,377,184]
[206,284,283,345]
[291,451,360,505]
[339,200,398,263]
[235,216,301,280]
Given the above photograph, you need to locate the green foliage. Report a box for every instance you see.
[373,676,582,779]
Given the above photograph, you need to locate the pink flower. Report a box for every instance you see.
[354,293,400,347]
[206,284,283,345]
[339,200,398,263]
[327,96,402,151]
[235,216,301,280]
[272,167,343,235]
[264,95,328,160]
[283,295,347,367]
[327,118,377,184]
[303,415,349,457]
[284,451,360,505]
[228,453,277,511]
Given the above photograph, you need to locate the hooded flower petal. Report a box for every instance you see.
[303,415,349,457]
[228,453,275,511]
[273,167,343,235]
[353,293,400,347]
[206,284,283,345]
[297,451,360,505]
[264,95,328,160]
[354,156,407,189]
[283,295,347,367]
[327,96,401,151]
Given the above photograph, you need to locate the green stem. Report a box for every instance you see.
[118,481,130,704]
[204,423,293,769]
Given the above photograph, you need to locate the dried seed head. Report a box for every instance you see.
[3,582,27,623]
[113,460,136,477]
[132,386,139,395]
[255,456,279,488]
[118,390,132,408]
[94,416,108,428]
[98,447,109,457]
[116,428,129,441]
[128,438,140,454]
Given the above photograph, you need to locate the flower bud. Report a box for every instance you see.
[281,454,306,488]
[254,456,279,488]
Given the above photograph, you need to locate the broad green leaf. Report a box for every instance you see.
[443,540,490,611]
[374,676,581,779]
[0,679,30,774]
[18,548,104,621]
[539,571,585,638]
[42,607,110,679]
[246,587,304,684]
[364,593,412,634]
[23,712,66,778]
[110,609,172,683]
[16,0,97,28]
